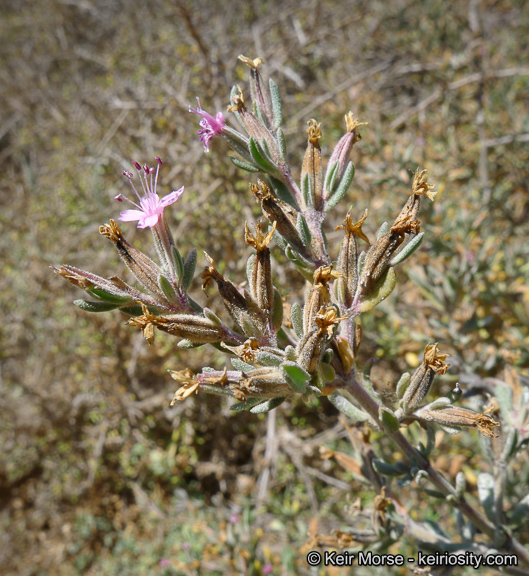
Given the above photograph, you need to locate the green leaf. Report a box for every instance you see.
[327,391,369,422]
[230,397,267,412]
[379,407,400,431]
[396,372,411,399]
[377,221,389,239]
[477,473,495,522]
[296,213,312,247]
[119,304,144,316]
[74,300,119,313]
[269,78,283,130]
[256,351,283,366]
[290,302,304,338]
[231,358,255,372]
[424,397,452,410]
[372,459,409,477]
[281,361,311,393]
[323,161,339,198]
[358,267,397,313]
[276,127,287,161]
[158,274,178,303]
[177,339,205,349]
[182,248,197,291]
[284,345,297,362]
[86,287,132,305]
[390,232,424,266]
[321,362,336,382]
[246,254,256,287]
[495,383,513,424]
[324,161,354,212]
[203,307,222,326]
[230,156,260,172]
[250,396,287,413]
[510,494,529,528]
[285,246,314,281]
[272,230,287,250]
[268,176,299,209]
[171,246,185,283]
[240,313,261,338]
[301,173,314,208]
[249,137,278,175]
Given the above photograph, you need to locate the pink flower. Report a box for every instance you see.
[189,97,225,152]
[159,558,171,567]
[262,564,273,574]
[116,157,184,229]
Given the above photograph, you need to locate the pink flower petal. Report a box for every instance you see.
[142,213,160,227]
[119,209,145,222]
[160,187,184,207]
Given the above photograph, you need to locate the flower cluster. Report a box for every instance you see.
[53,56,501,436]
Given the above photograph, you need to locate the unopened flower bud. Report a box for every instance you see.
[414,405,500,438]
[245,220,276,313]
[401,344,449,413]
[301,119,323,210]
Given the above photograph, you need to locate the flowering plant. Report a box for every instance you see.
[53,56,529,570]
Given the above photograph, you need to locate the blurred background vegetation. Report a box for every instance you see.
[1,0,528,574]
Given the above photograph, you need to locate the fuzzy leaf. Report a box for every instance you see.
[377,221,389,239]
[281,361,311,393]
[328,391,369,422]
[119,304,144,316]
[390,232,424,266]
[230,397,267,412]
[380,407,400,431]
[158,274,178,303]
[177,339,205,349]
[203,307,222,326]
[324,161,354,212]
[74,299,119,313]
[323,161,339,198]
[276,127,287,161]
[510,494,529,528]
[495,382,513,424]
[268,176,299,209]
[272,230,287,250]
[231,358,255,372]
[296,213,312,247]
[230,156,260,173]
[358,267,397,313]
[256,351,283,366]
[86,287,133,305]
[249,137,278,174]
[182,248,197,291]
[269,78,283,130]
[301,173,314,208]
[372,459,409,477]
[285,247,314,281]
[396,372,411,399]
[250,396,287,413]
[246,254,256,288]
[290,302,304,339]
[321,362,336,382]
[284,345,297,362]
[477,473,495,522]
[171,246,185,283]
